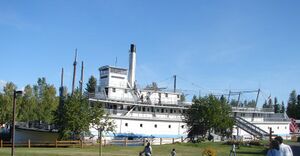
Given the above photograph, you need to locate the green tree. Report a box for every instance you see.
[86,76,97,94]
[287,90,297,118]
[59,90,91,140]
[268,98,273,108]
[296,95,300,119]
[262,100,268,108]
[33,78,58,124]
[17,85,37,122]
[280,101,285,113]
[90,103,115,156]
[0,82,16,125]
[273,97,280,113]
[230,99,238,107]
[183,95,233,141]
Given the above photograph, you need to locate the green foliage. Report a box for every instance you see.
[33,78,59,123]
[0,82,16,125]
[230,99,238,107]
[287,90,297,118]
[184,95,234,141]
[17,85,38,122]
[58,90,91,140]
[85,75,97,94]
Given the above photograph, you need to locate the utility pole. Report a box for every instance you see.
[72,49,77,95]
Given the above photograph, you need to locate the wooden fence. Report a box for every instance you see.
[0,137,187,148]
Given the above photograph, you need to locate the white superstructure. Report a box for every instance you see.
[89,44,291,140]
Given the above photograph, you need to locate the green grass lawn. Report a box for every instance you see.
[0,142,267,156]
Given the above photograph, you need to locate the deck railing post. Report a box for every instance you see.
[125,138,128,146]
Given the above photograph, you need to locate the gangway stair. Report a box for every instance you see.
[234,116,268,139]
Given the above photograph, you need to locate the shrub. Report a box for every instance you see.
[297,137,300,142]
[225,140,242,146]
[248,140,261,146]
[202,148,217,156]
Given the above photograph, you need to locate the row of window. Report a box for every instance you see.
[107,104,186,113]
[110,88,180,99]
[124,123,185,129]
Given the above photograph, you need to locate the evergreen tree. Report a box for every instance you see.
[273,97,280,113]
[86,76,97,94]
[297,95,300,119]
[230,99,238,107]
[280,101,285,113]
[268,98,273,108]
[262,100,268,108]
[287,90,297,118]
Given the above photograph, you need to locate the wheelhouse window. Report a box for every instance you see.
[125,123,128,126]
[140,124,143,127]
[154,124,157,128]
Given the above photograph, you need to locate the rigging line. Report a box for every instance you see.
[156,76,173,84]
[176,75,206,90]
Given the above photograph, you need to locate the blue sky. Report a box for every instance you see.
[0,0,300,107]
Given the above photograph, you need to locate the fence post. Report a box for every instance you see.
[80,140,83,148]
[104,139,106,146]
[28,139,31,148]
[181,136,183,143]
[0,140,2,148]
[172,138,174,144]
[55,139,57,148]
[160,138,162,145]
[143,138,146,146]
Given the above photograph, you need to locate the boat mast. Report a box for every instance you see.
[71,49,77,95]
[79,61,84,96]
[173,75,176,93]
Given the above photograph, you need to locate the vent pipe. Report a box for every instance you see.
[128,44,136,88]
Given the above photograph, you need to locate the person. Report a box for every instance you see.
[140,142,152,156]
[267,139,280,156]
[170,148,176,156]
[274,136,293,156]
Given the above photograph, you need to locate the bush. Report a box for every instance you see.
[202,148,217,156]
[248,140,261,146]
[297,137,300,142]
[225,140,262,146]
[225,140,242,146]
